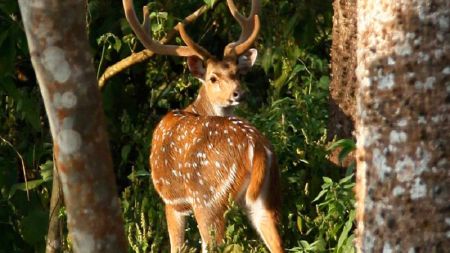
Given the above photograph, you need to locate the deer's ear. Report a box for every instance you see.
[187,56,206,82]
[237,48,258,74]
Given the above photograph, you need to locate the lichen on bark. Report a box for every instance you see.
[355,0,450,252]
[18,1,127,252]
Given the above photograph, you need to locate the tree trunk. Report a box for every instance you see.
[328,0,357,166]
[355,0,449,252]
[46,162,63,253]
[18,1,127,252]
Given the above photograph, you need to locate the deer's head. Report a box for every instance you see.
[123,0,261,115]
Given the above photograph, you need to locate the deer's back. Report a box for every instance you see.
[150,110,272,212]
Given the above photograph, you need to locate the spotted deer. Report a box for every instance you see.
[123,0,283,252]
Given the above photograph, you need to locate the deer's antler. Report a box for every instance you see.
[122,0,213,60]
[224,0,261,57]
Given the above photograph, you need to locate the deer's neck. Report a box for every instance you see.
[184,86,234,117]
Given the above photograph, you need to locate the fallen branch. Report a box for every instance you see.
[98,4,211,89]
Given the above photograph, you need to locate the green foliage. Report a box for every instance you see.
[0,0,358,252]
[122,170,166,253]
[290,174,356,253]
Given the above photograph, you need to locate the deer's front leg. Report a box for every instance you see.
[165,205,187,253]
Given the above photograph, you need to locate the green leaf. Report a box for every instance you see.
[39,160,53,181]
[312,189,327,203]
[9,179,46,198]
[318,75,330,89]
[113,37,122,52]
[121,145,131,161]
[338,145,354,164]
[323,177,333,185]
[339,174,354,184]
[134,169,150,177]
[203,0,218,8]
[297,215,303,233]
[223,244,244,253]
[336,210,355,252]
[20,210,48,245]
[327,139,356,152]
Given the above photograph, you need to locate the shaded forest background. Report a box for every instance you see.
[0,0,356,252]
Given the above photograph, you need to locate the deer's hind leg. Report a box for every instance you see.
[165,205,188,253]
[193,205,227,253]
[247,198,284,253]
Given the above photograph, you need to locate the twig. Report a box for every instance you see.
[98,4,212,89]
[0,136,29,200]
[46,154,63,253]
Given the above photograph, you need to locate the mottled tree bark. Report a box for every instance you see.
[355,0,449,252]
[18,1,127,252]
[328,0,357,166]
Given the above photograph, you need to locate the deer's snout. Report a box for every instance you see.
[232,90,245,102]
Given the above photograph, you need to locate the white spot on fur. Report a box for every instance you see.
[58,129,82,154]
[41,46,71,83]
[162,196,192,205]
[206,163,238,207]
[248,143,254,167]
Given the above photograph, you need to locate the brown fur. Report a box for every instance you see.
[150,111,283,252]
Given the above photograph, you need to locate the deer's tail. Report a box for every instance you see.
[246,144,281,216]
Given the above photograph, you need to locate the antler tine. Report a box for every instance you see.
[224,0,261,57]
[225,15,260,57]
[122,0,212,60]
[178,23,214,60]
[227,0,260,41]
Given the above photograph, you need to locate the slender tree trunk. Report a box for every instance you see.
[18,1,127,252]
[328,0,357,166]
[355,0,449,252]
[46,162,63,253]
